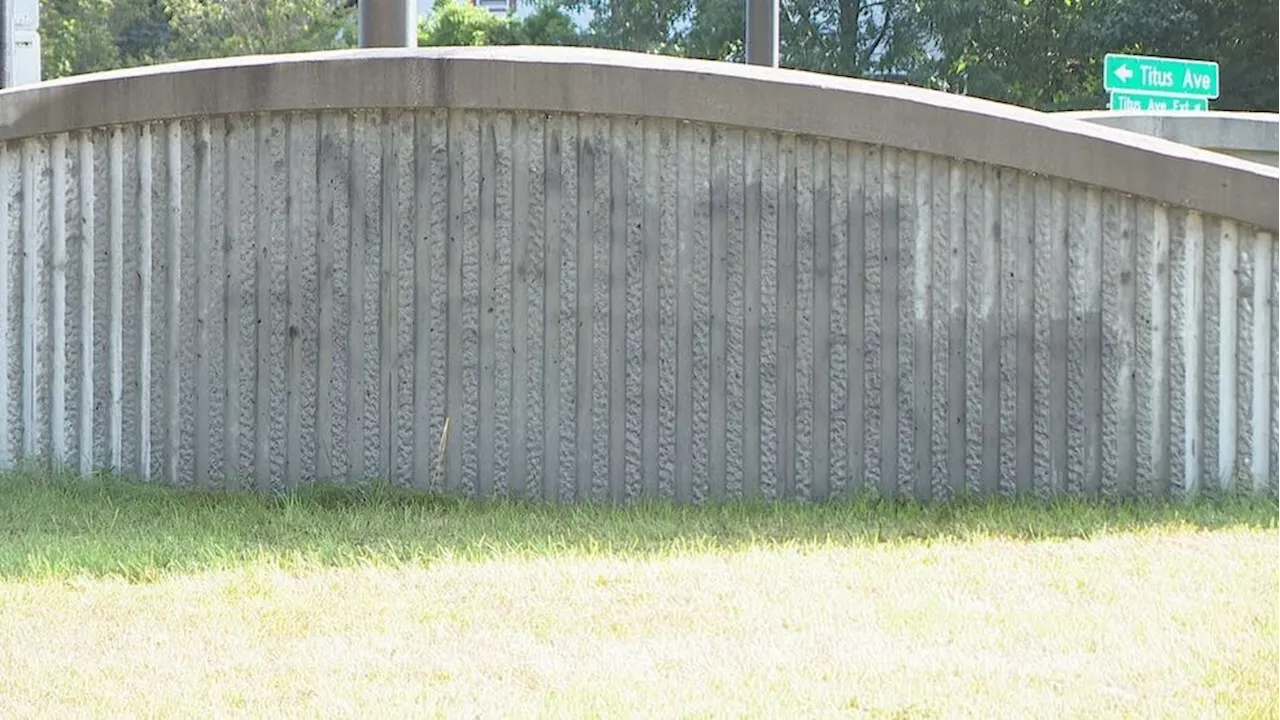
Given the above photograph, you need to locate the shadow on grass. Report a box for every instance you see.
[1,471,1275,581]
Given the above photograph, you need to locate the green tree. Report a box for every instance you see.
[163,0,353,60]
[40,0,173,79]
[928,0,1278,111]
[419,0,579,46]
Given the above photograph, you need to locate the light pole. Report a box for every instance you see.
[359,0,417,48]
[1,0,13,89]
[745,0,779,68]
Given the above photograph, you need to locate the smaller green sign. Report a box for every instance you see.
[1109,92,1208,112]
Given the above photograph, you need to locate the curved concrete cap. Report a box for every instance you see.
[1063,111,1279,155]
[2,46,1277,230]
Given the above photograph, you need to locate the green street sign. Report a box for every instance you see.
[1104,53,1219,99]
[1109,91,1209,112]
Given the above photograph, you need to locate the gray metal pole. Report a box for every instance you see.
[359,0,416,48]
[744,0,778,68]
[0,0,13,89]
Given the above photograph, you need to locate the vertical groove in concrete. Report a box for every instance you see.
[945,162,967,497]
[1031,177,1052,494]
[522,113,546,498]
[793,136,813,501]
[1233,222,1254,493]
[1014,174,1035,496]
[998,168,1018,496]
[846,144,867,497]
[979,165,1000,496]
[553,114,578,501]
[674,121,693,503]
[620,117,643,500]
[0,144,10,467]
[390,115,414,489]
[742,130,763,500]
[221,119,242,487]
[444,110,464,494]
[758,132,779,500]
[640,119,661,498]
[1198,213,1218,491]
[135,126,153,480]
[691,125,713,503]
[1250,231,1273,491]
[811,139,832,501]
[508,114,531,497]
[962,161,984,495]
[723,127,746,499]
[777,134,798,500]
[1100,191,1122,495]
[379,113,399,484]
[590,119,612,501]
[20,140,38,460]
[1064,184,1087,495]
[655,119,677,498]
[1216,220,1239,489]
[477,115,497,496]
[1270,239,1277,496]
[1182,212,1206,496]
[1151,206,1173,494]
[828,141,850,498]
[50,134,68,468]
[68,134,90,474]
[878,146,898,496]
[911,151,932,502]
[410,110,431,489]
[1167,209,1188,495]
[1048,180,1071,496]
[314,113,339,483]
[1117,196,1138,495]
[895,151,916,498]
[253,114,274,491]
[928,157,950,500]
[1133,200,1156,495]
[542,115,564,502]
[861,145,881,496]
[709,127,730,501]
[607,117,628,502]
[107,129,124,471]
[574,116,596,502]
[162,123,181,485]
[1082,187,1104,495]
[486,114,513,495]
[459,111,483,495]
[284,115,305,489]
[193,121,211,487]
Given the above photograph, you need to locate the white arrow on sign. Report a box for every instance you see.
[1114,64,1134,82]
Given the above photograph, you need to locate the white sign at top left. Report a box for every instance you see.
[13,0,39,31]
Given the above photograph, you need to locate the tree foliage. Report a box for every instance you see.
[419,0,578,46]
[32,0,1280,112]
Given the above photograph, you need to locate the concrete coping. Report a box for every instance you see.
[1061,111,1279,154]
[2,46,1276,231]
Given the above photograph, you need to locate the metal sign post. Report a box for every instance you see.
[1,0,12,89]
[359,0,417,48]
[745,0,778,68]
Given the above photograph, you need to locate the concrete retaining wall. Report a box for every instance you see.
[1064,111,1280,167]
[1,48,1276,500]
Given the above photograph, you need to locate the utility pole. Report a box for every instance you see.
[1,0,13,89]
[359,0,417,48]
[745,0,779,68]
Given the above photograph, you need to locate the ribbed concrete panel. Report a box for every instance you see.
[1,106,1276,502]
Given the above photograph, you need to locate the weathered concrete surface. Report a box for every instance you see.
[0,49,1276,500]
[1064,111,1279,167]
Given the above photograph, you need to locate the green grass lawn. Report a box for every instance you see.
[0,472,1276,718]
